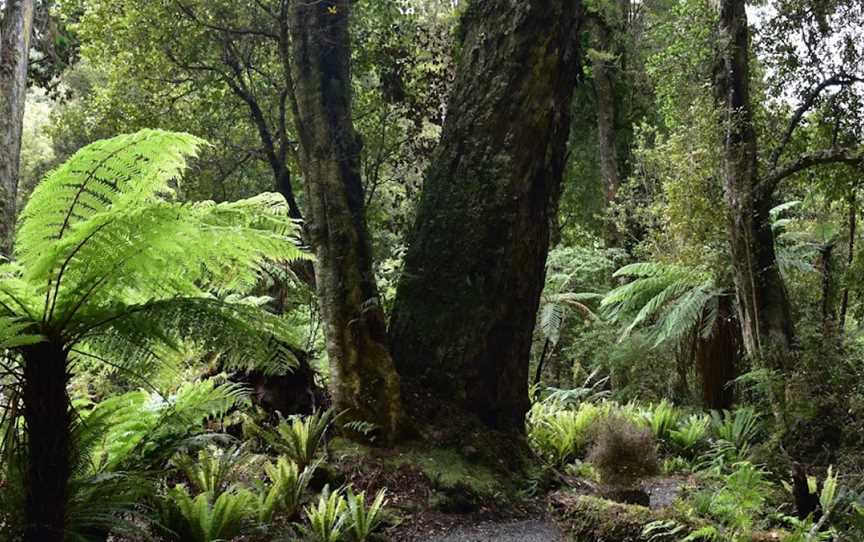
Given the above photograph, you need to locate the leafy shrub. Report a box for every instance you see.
[257,456,316,522]
[644,399,681,443]
[259,409,335,471]
[344,488,389,542]
[527,401,603,466]
[173,445,255,495]
[158,485,257,542]
[587,414,659,489]
[300,485,348,542]
[669,414,710,456]
[710,407,761,452]
[706,461,770,537]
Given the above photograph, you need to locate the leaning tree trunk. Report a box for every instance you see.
[21,341,71,542]
[714,0,795,422]
[286,0,401,441]
[0,0,35,256]
[389,0,583,431]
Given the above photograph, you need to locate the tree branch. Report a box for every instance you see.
[768,73,864,171]
[762,147,864,194]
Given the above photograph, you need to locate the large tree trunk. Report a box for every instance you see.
[0,0,35,256]
[389,0,583,431]
[22,341,71,542]
[714,0,795,420]
[286,0,401,441]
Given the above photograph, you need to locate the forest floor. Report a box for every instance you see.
[418,519,566,541]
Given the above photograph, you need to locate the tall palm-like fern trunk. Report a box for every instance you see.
[22,341,71,542]
[0,0,35,256]
[389,0,583,431]
[714,0,795,425]
[286,0,402,441]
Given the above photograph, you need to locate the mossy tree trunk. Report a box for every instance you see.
[389,0,583,431]
[591,21,622,245]
[286,0,401,441]
[21,341,71,542]
[713,0,795,421]
[0,0,35,256]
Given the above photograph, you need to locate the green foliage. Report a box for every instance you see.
[344,488,389,542]
[300,486,349,542]
[669,414,710,457]
[704,462,770,537]
[80,379,250,473]
[643,399,681,443]
[602,262,723,348]
[527,400,605,467]
[256,409,335,471]
[174,445,254,496]
[710,407,761,454]
[158,485,257,542]
[257,457,316,522]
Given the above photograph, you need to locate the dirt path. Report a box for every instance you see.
[420,519,566,542]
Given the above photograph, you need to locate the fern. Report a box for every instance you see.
[255,409,335,471]
[300,485,349,542]
[258,456,317,522]
[344,487,389,542]
[0,129,311,537]
[159,485,257,542]
[601,261,723,348]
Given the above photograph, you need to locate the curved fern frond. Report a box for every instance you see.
[602,261,724,349]
[17,129,206,274]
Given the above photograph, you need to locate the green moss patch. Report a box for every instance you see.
[550,492,697,542]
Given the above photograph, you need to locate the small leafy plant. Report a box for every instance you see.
[300,485,348,542]
[159,485,257,542]
[669,413,710,456]
[344,488,388,542]
[257,456,317,522]
[260,409,335,470]
[644,399,681,443]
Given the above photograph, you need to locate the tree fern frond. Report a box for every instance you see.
[17,130,206,272]
[653,284,720,347]
[621,279,695,338]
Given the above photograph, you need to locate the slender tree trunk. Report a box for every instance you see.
[714,0,795,421]
[592,26,622,245]
[389,0,583,431]
[0,0,35,256]
[839,194,856,332]
[22,341,71,542]
[819,241,837,337]
[286,0,401,441]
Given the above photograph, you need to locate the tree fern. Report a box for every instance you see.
[0,129,311,539]
[601,261,724,348]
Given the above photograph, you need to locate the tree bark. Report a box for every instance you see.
[0,0,35,256]
[819,241,837,337]
[592,26,622,245]
[839,194,856,332]
[714,0,795,420]
[286,0,401,441]
[22,341,71,542]
[389,0,583,431]
[696,294,740,410]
